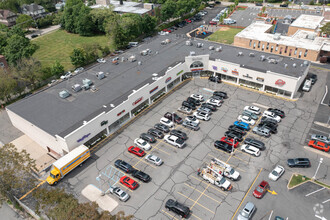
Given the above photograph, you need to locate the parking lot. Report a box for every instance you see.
[266,8,322,18]
[229,7,260,27]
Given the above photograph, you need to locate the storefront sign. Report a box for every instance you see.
[242,74,252,79]
[191,68,203,72]
[117,110,126,116]
[212,65,218,70]
[192,57,202,61]
[132,97,143,106]
[232,69,239,76]
[77,133,91,143]
[165,77,172,83]
[176,70,183,76]
[275,79,286,86]
[149,86,158,94]
[221,67,228,73]
[256,77,264,82]
[101,120,108,126]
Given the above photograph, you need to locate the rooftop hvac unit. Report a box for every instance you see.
[190,51,196,56]
[273,33,281,40]
[249,53,255,57]
[260,55,266,61]
[268,59,277,64]
[293,63,297,68]
[59,90,70,99]
[306,34,315,40]
[96,72,105,80]
[82,78,93,86]
[196,43,203,48]
[238,52,243,56]
[209,46,214,50]
[186,41,192,46]
[72,84,82,92]
[303,61,309,66]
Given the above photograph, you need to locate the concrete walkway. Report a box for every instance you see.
[26,25,60,40]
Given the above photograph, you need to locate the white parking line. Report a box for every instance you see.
[252,103,269,109]
[322,199,330,204]
[305,187,325,197]
[321,85,328,106]
[268,210,273,220]
[309,127,329,135]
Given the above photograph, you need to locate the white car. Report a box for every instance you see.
[164,135,186,148]
[244,106,261,115]
[109,186,130,201]
[178,106,192,115]
[60,71,72,80]
[134,138,151,151]
[262,111,281,122]
[185,115,199,125]
[193,111,210,121]
[74,67,84,74]
[190,94,204,102]
[237,115,256,125]
[145,154,163,166]
[97,58,106,63]
[241,144,260,157]
[160,117,174,128]
[206,98,222,107]
[268,165,285,181]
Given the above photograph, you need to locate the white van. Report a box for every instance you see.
[302,79,312,92]
[223,18,236,24]
[129,42,138,47]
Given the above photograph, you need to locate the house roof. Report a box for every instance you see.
[0,10,16,19]
[21,3,44,12]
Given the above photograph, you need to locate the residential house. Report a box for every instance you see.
[0,9,17,27]
[21,3,46,18]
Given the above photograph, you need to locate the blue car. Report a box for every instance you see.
[234,121,250,131]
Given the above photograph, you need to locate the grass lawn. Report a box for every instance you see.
[288,174,310,188]
[206,27,242,45]
[32,29,111,70]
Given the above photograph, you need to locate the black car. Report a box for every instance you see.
[201,103,216,111]
[170,129,187,140]
[258,123,277,134]
[164,112,183,124]
[213,91,228,99]
[228,125,247,136]
[255,2,263,6]
[187,97,201,106]
[310,74,317,85]
[280,4,288,7]
[211,95,224,102]
[260,116,278,125]
[154,123,170,133]
[224,131,243,142]
[209,76,221,83]
[31,34,38,38]
[140,133,156,143]
[244,138,265,150]
[148,128,164,139]
[114,159,135,173]
[214,140,233,153]
[287,158,311,168]
[267,108,285,118]
[165,199,190,218]
[182,101,196,110]
[132,170,151,182]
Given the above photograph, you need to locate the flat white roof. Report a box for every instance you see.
[53,145,88,169]
[235,22,330,51]
[90,1,150,14]
[290,14,324,30]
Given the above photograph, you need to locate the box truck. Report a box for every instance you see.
[47,145,90,185]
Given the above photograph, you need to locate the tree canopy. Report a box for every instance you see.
[321,22,330,36]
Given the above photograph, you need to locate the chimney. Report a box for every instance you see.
[120,0,123,5]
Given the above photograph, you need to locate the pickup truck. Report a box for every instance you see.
[210,158,240,180]
[198,166,232,191]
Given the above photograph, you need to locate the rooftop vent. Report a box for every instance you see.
[72,84,82,92]
[249,53,255,57]
[196,43,203,48]
[303,61,309,66]
[284,63,288,68]
[96,72,105,80]
[186,40,192,46]
[260,55,266,61]
[268,58,277,64]
[293,63,297,68]
[215,47,222,52]
[190,51,196,56]
[273,33,281,40]
[110,104,115,108]
[59,90,70,99]
[209,46,214,50]
[238,52,243,56]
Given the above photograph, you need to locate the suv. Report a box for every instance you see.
[164,135,186,148]
[263,111,281,122]
[201,103,216,111]
[267,108,285,118]
[244,138,265,150]
[213,91,228,99]
[140,133,156,143]
[187,97,201,106]
[310,74,317,85]
[147,128,164,139]
[182,120,200,131]
[197,106,212,115]
[193,111,210,121]
[228,125,246,136]
[252,126,270,137]
[190,94,204,102]
[154,123,170,133]
[165,199,190,218]
[242,110,259,120]
[260,116,278,126]
[258,123,277,134]
[238,202,256,220]
[114,160,135,173]
[170,129,187,140]
[164,112,183,124]
[209,75,221,83]
[224,130,243,142]
[182,101,196,110]
[287,158,311,168]
[178,106,192,115]
[214,140,233,153]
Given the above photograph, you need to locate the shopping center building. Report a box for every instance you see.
[6,35,310,156]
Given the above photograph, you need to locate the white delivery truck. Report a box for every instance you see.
[210,158,240,180]
[198,166,232,191]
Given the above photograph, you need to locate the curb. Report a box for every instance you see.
[287,173,311,190]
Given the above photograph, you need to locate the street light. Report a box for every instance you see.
[312,158,323,180]
[231,137,237,155]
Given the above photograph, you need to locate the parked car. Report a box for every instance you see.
[255,2,263,6]
[287,158,311,168]
[145,154,163,166]
[164,135,186,148]
[209,21,217,25]
[197,106,212,115]
[31,34,38,38]
[258,123,277,134]
[206,98,222,107]
[182,101,196,110]
[209,75,221,83]
[214,140,233,153]
[228,126,247,136]
[128,146,146,157]
[182,120,200,131]
[193,111,210,121]
[308,140,330,152]
[164,112,183,124]
[154,123,170,133]
[213,91,228,99]
[160,117,175,128]
[165,199,190,218]
[178,106,192,115]
[132,170,151,182]
[148,128,164,139]
[185,115,199,125]
[74,67,84,74]
[234,121,250,131]
[190,94,204,102]
[243,138,265,150]
[225,131,243,142]
[115,160,135,173]
[187,97,201,106]
[241,144,261,157]
[109,186,130,201]
[237,202,256,220]
[170,129,188,140]
[253,180,269,199]
[252,126,270,137]
[140,133,156,143]
[267,108,285,118]
[201,103,216,111]
[238,115,256,125]
[220,136,239,148]
[120,176,139,190]
[60,71,72,80]
[268,165,285,181]
[260,116,278,125]
[244,106,261,115]
[311,134,330,144]
[262,111,281,122]
[97,58,106,63]
[134,138,151,150]
[211,95,224,102]
[310,74,317,85]
[242,110,258,120]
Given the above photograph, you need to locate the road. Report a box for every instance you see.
[26,25,61,40]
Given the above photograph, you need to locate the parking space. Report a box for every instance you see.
[229,7,259,27]
[267,8,322,18]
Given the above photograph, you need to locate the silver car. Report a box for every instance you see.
[197,107,212,115]
[252,126,270,137]
[311,134,330,144]
[109,186,130,202]
[242,110,258,120]
[237,202,255,220]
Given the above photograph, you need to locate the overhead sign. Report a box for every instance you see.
[77,133,91,143]
[256,77,264,82]
[212,65,218,70]
[132,97,143,106]
[221,67,228,73]
[100,120,108,126]
[117,110,125,116]
[149,86,158,94]
[191,68,203,72]
[165,77,172,83]
[242,74,252,79]
[232,69,239,75]
[275,79,286,86]
[176,70,183,76]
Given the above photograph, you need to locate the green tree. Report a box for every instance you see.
[14,58,43,89]
[51,60,64,76]
[0,143,37,205]
[0,69,16,102]
[121,13,143,40]
[70,48,87,67]
[83,43,100,63]
[16,14,34,30]
[321,22,330,36]
[142,14,157,36]
[76,5,94,36]
[90,8,115,33]
[160,0,176,21]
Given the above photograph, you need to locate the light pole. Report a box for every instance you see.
[312,158,323,180]
[231,137,237,155]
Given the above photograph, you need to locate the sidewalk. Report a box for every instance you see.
[26,25,60,40]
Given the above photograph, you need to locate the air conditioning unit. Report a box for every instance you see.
[238,52,243,56]
[260,55,266,61]
[249,53,255,57]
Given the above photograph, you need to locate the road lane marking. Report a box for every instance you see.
[177,191,215,214]
[184,183,222,204]
[305,187,325,197]
[207,154,247,172]
[214,148,249,164]
[252,103,269,109]
[310,127,330,134]
[190,175,228,195]
[161,210,179,220]
[269,210,273,220]
[322,199,330,204]
[303,146,330,158]
[19,180,47,200]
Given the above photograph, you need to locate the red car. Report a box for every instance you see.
[308,140,330,152]
[128,146,146,157]
[253,180,269,199]
[220,136,239,148]
[185,19,192,23]
[209,21,217,25]
[120,176,139,190]
[162,29,171,33]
